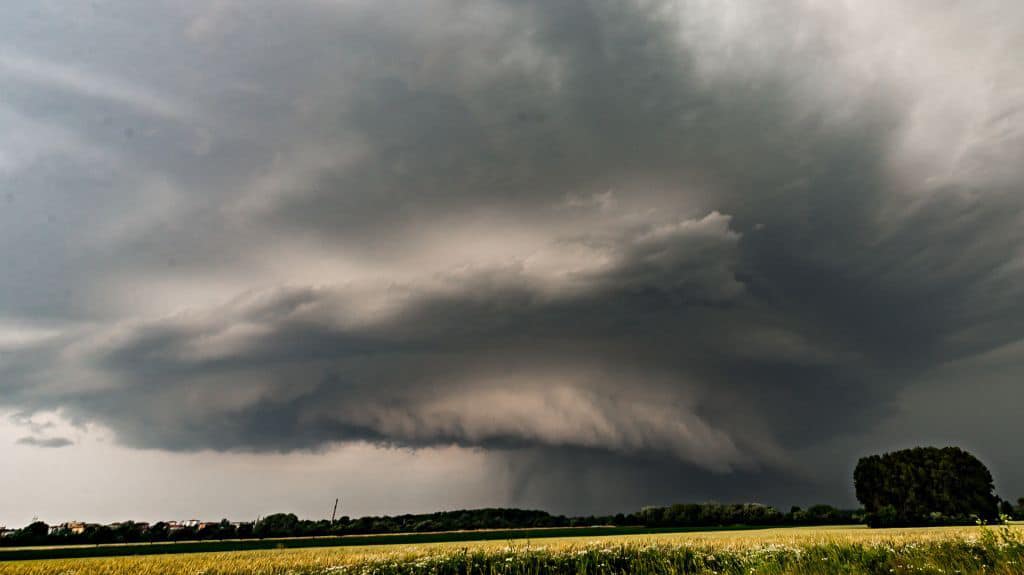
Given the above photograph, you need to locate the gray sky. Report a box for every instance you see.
[2,0,1024,527]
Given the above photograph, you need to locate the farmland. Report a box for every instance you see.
[2,524,1022,575]
[0,526,767,562]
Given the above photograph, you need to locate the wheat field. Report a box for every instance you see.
[2,524,1022,575]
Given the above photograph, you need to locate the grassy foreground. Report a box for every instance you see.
[0,526,769,561]
[2,524,1022,575]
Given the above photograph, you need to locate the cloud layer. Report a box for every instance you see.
[2,0,1024,510]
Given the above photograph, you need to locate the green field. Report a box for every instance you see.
[2,524,1023,575]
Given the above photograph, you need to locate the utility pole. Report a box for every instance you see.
[331,498,339,524]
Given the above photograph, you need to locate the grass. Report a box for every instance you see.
[0,526,771,561]
[1,524,1022,575]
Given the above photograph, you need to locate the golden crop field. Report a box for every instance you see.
[2,524,1023,575]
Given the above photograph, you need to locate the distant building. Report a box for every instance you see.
[104,521,150,532]
[59,522,88,535]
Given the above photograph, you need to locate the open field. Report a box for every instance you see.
[0,526,769,561]
[2,524,1022,575]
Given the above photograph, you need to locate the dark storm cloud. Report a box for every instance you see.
[2,0,1024,509]
[45,214,755,469]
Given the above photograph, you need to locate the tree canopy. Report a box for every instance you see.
[854,446,999,527]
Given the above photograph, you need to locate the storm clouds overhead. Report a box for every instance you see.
[2,0,1024,523]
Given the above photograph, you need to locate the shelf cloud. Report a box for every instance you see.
[2,0,1023,512]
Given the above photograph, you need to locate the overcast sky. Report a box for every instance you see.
[2,0,1024,527]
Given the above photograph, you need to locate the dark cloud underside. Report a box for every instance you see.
[2,0,1023,510]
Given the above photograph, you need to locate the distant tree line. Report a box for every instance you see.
[0,503,862,547]
[3,445,1014,545]
[613,503,861,528]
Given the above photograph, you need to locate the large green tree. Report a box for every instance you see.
[854,446,999,527]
